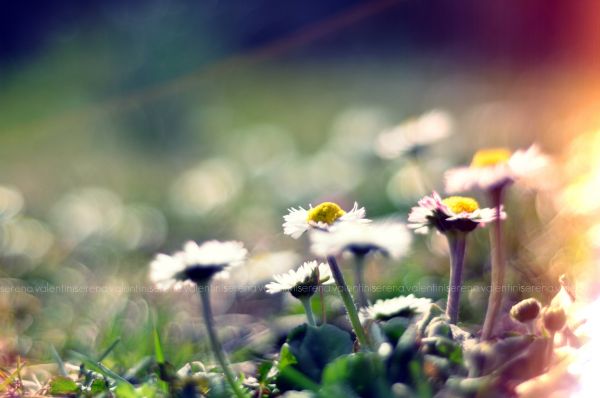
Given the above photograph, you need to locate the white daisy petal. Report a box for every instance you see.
[148,240,248,289]
[407,192,501,234]
[309,220,411,259]
[445,145,551,193]
[374,109,453,159]
[360,294,432,322]
[265,260,331,296]
[282,201,370,239]
[283,207,310,239]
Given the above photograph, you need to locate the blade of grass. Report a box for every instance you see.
[153,325,169,393]
[68,350,131,386]
[153,328,165,364]
[279,367,319,392]
[0,369,18,392]
[50,345,68,377]
[97,338,121,362]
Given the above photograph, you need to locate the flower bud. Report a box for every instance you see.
[510,298,541,323]
[543,306,566,332]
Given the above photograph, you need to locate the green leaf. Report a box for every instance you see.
[434,337,462,365]
[278,343,298,370]
[380,318,410,344]
[114,382,139,398]
[90,378,109,394]
[257,360,274,383]
[322,352,392,398]
[276,324,352,392]
[49,376,79,396]
[388,326,419,384]
[286,324,353,381]
[426,319,453,339]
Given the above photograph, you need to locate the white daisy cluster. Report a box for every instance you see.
[149,240,247,289]
[445,145,550,193]
[360,294,432,322]
[283,201,369,239]
[408,191,503,234]
[374,109,454,159]
[309,220,412,259]
[265,261,333,298]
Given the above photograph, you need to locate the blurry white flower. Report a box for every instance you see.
[50,187,123,244]
[149,240,247,289]
[329,107,388,157]
[408,191,503,234]
[114,205,167,250]
[360,294,432,322]
[0,217,54,260]
[445,145,550,193]
[0,185,24,221]
[265,260,333,298]
[169,158,242,217]
[374,109,453,159]
[283,201,369,239]
[233,251,300,286]
[309,220,412,259]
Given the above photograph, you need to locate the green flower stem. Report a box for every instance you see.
[327,256,372,351]
[353,253,369,308]
[319,287,327,324]
[300,297,316,326]
[445,232,467,324]
[481,187,506,340]
[197,282,246,398]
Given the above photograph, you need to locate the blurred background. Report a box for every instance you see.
[2,0,600,374]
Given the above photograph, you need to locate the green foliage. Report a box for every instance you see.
[89,378,109,395]
[49,376,79,396]
[379,317,410,344]
[276,324,353,391]
[322,353,393,398]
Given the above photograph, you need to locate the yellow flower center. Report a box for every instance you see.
[470,148,512,168]
[442,196,479,214]
[307,202,346,225]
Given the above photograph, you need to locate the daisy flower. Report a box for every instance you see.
[408,192,503,324]
[445,145,550,193]
[266,260,333,326]
[265,260,333,298]
[374,109,454,159]
[283,201,370,239]
[407,191,503,234]
[309,221,412,259]
[360,294,432,322]
[445,146,549,338]
[149,240,248,398]
[149,240,247,289]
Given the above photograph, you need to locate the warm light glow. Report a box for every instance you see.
[570,298,600,397]
[561,130,600,215]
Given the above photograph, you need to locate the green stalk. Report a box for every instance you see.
[353,253,369,308]
[319,286,327,324]
[327,256,372,350]
[300,297,316,326]
[445,232,467,324]
[481,188,506,340]
[197,282,246,398]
